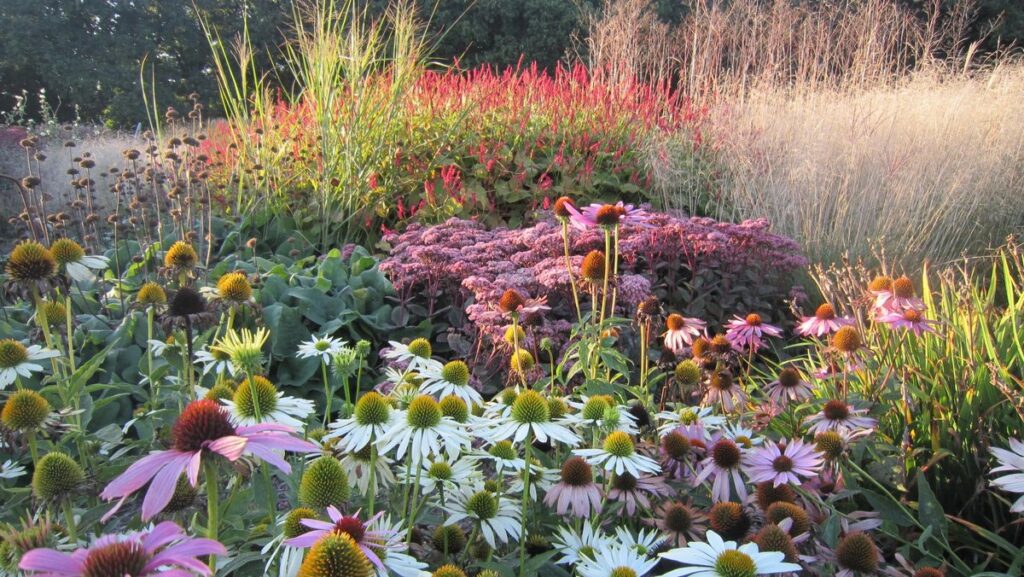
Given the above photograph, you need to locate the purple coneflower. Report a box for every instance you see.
[807,400,877,436]
[543,456,602,518]
[746,439,824,487]
[100,400,319,521]
[763,367,814,405]
[653,501,707,547]
[873,275,924,313]
[607,472,672,516]
[566,201,649,230]
[702,370,747,413]
[496,288,549,317]
[694,437,748,503]
[795,303,854,337]
[724,313,782,353]
[20,521,226,576]
[878,307,938,336]
[663,313,707,354]
[284,506,393,572]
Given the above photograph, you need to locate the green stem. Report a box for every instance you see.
[609,225,620,317]
[204,459,220,567]
[321,360,332,426]
[561,221,582,323]
[599,230,611,325]
[366,442,378,516]
[64,295,75,373]
[406,456,423,544]
[147,307,157,403]
[62,500,78,544]
[26,432,38,465]
[518,433,533,577]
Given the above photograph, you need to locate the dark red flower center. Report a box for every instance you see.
[595,204,621,226]
[772,455,793,473]
[712,439,741,468]
[172,400,236,452]
[498,289,525,313]
[663,503,692,533]
[82,541,149,577]
[333,516,366,543]
[560,456,593,486]
[823,400,850,421]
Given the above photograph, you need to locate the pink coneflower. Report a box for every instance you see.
[693,437,748,503]
[659,430,697,480]
[702,370,747,413]
[724,313,782,353]
[284,506,393,571]
[543,456,603,518]
[496,288,549,317]
[663,313,707,354]
[652,500,707,547]
[19,521,226,576]
[100,400,318,521]
[873,275,924,313]
[607,472,672,516]
[795,303,854,337]
[746,439,824,487]
[566,201,650,230]
[878,307,938,336]
[764,368,814,405]
[807,400,877,436]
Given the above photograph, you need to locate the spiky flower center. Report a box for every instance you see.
[333,517,366,543]
[511,390,549,423]
[297,533,371,577]
[610,568,637,577]
[766,502,810,535]
[580,250,606,281]
[833,326,861,353]
[814,303,836,319]
[709,501,749,540]
[771,454,795,473]
[32,452,85,500]
[754,524,799,562]
[903,308,922,322]
[613,472,638,491]
[407,338,432,359]
[500,388,519,406]
[0,339,29,368]
[745,313,762,326]
[547,397,567,420]
[50,238,85,265]
[560,456,593,486]
[893,276,915,298]
[172,400,236,451]
[503,325,526,345]
[234,376,278,419]
[441,361,470,386]
[675,360,701,385]
[439,395,469,422]
[299,457,350,508]
[354,392,391,426]
[489,440,517,461]
[869,275,893,292]
[498,289,525,313]
[164,241,198,269]
[582,397,611,421]
[777,368,801,388]
[284,508,318,538]
[691,337,710,357]
[407,395,442,429]
[678,408,698,425]
[663,503,693,533]
[137,282,167,305]
[1,389,50,430]
[432,565,468,577]
[662,432,691,460]
[428,461,453,480]
[823,400,850,421]
[836,532,879,573]
[168,287,207,317]
[710,335,732,354]
[432,525,467,553]
[466,491,499,520]
[755,481,796,510]
[217,272,252,302]
[81,541,149,577]
[712,439,741,469]
[711,371,734,391]
[714,550,756,577]
[637,296,659,316]
[914,569,945,577]
[595,204,621,226]
[815,431,844,459]
[603,431,635,457]
[6,241,56,282]
[553,196,574,218]
[666,313,686,331]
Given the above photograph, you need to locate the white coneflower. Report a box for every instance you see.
[658,530,801,577]
[418,360,483,406]
[404,455,482,496]
[382,338,442,372]
[552,522,611,565]
[326,391,394,452]
[339,444,396,496]
[991,438,1024,513]
[656,406,723,438]
[195,345,237,377]
[574,431,661,477]
[222,376,315,428]
[0,339,60,389]
[470,440,526,474]
[615,525,668,557]
[376,395,471,460]
[445,487,521,547]
[567,395,639,434]
[296,334,347,363]
[577,542,659,577]
[482,390,580,446]
[50,237,108,282]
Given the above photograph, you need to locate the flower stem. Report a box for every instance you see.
[61,500,78,545]
[561,221,582,323]
[367,442,378,516]
[321,360,332,426]
[147,307,157,403]
[64,295,76,374]
[518,431,533,577]
[204,459,220,569]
